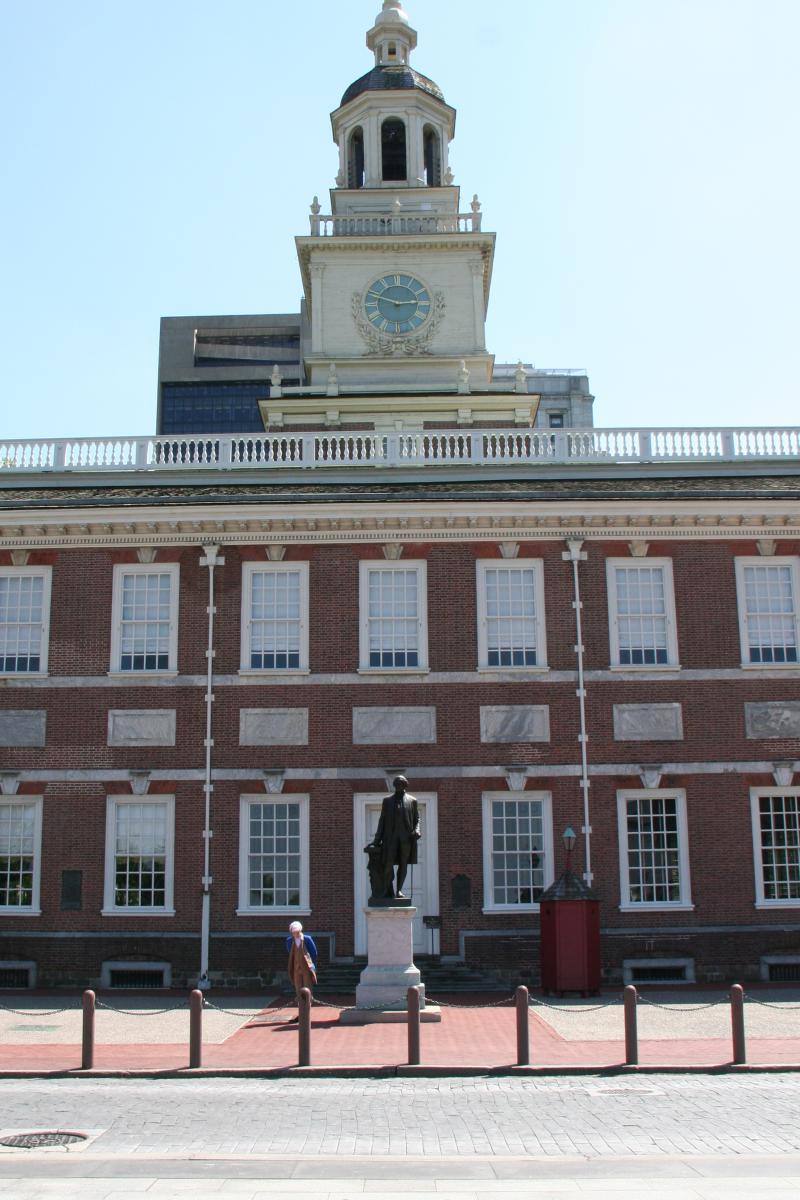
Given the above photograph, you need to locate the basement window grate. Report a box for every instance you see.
[0,1132,86,1149]
[0,965,34,990]
[108,968,167,989]
[623,958,694,986]
[768,962,800,983]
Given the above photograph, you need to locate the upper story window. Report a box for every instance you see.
[481,792,553,912]
[347,127,365,189]
[423,125,441,187]
[240,562,309,673]
[751,789,800,906]
[237,795,310,915]
[476,560,547,669]
[616,789,692,910]
[381,118,407,182]
[103,796,175,916]
[359,561,428,671]
[606,559,679,668]
[110,564,179,674]
[735,558,799,666]
[0,798,43,914]
[0,567,52,675]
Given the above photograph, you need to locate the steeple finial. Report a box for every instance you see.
[367,0,417,66]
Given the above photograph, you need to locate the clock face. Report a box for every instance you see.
[364,273,432,335]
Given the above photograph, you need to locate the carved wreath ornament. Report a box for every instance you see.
[352,290,446,356]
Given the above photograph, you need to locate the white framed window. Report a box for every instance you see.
[110,564,179,674]
[0,798,43,915]
[751,788,800,907]
[606,558,679,668]
[735,558,799,667]
[617,789,692,910]
[476,559,547,670]
[103,796,175,915]
[481,791,553,913]
[240,562,309,672]
[0,567,52,675]
[237,795,310,915]
[359,561,428,671]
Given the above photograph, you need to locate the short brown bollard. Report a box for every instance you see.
[730,983,746,1064]
[189,989,203,1069]
[515,986,530,1066]
[298,986,312,1067]
[81,989,95,1070]
[624,985,638,1066]
[407,985,421,1065]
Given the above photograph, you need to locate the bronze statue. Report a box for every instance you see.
[364,775,420,904]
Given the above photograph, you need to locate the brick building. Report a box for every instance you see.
[1,1,799,991]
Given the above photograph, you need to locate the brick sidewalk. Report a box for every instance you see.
[0,993,798,1073]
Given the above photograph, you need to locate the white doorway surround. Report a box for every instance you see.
[353,791,439,957]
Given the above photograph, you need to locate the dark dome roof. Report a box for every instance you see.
[340,64,445,108]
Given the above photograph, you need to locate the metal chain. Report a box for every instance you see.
[202,998,279,1019]
[529,996,619,1013]
[635,993,727,1013]
[744,993,800,1010]
[427,994,514,1009]
[95,998,185,1017]
[0,1002,77,1017]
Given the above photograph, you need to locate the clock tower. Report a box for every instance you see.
[294,0,497,411]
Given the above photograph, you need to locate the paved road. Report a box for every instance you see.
[2,1075,800,1197]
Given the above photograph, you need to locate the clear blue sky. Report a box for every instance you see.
[2,0,798,438]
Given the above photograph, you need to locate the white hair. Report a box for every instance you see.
[289,921,303,933]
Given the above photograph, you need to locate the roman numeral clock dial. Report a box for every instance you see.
[363,273,432,335]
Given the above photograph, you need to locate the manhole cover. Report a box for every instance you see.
[0,1132,86,1149]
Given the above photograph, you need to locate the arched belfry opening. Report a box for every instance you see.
[381,118,407,182]
[423,125,441,187]
[348,127,365,189]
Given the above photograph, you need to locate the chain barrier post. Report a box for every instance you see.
[81,989,96,1070]
[624,985,638,1066]
[730,983,746,1064]
[298,987,312,1067]
[407,986,421,1065]
[515,986,530,1066]
[189,989,203,1068]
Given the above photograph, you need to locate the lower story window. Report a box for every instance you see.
[103,796,175,915]
[617,790,691,908]
[482,792,553,911]
[752,789,800,905]
[0,798,42,913]
[238,795,309,914]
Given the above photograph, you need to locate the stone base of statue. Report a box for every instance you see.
[339,905,441,1024]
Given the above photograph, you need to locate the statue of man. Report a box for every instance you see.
[367,775,420,900]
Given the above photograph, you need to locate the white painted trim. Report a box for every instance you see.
[475,558,547,670]
[102,795,175,916]
[99,960,172,988]
[750,786,800,907]
[616,788,692,909]
[236,793,310,914]
[760,955,800,981]
[239,561,310,674]
[623,957,695,985]
[0,566,52,676]
[358,559,429,671]
[353,791,439,956]
[0,960,36,986]
[735,556,800,668]
[606,558,679,669]
[480,790,554,913]
[0,796,43,915]
[109,562,180,675]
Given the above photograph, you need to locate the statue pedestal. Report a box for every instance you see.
[339,905,441,1024]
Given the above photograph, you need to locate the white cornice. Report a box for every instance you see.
[0,498,799,550]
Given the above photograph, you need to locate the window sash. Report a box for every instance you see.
[105,798,173,912]
[742,565,798,664]
[623,796,683,904]
[366,567,421,668]
[489,798,546,906]
[758,794,800,902]
[0,571,48,673]
[614,566,669,666]
[246,801,302,908]
[114,568,176,673]
[0,802,37,908]
[249,569,302,670]
[484,567,538,667]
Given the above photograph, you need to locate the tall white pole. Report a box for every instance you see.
[198,544,224,989]
[563,538,592,886]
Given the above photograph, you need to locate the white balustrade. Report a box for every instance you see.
[311,212,481,237]
[0,427,798,476]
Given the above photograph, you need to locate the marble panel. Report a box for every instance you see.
[107,709,176,747]
[353,706,436,745]
[0,710,46,748]
[745,702,800,740]
[480,705,550,743]
[239,708,309,747]
[613,703,684,741]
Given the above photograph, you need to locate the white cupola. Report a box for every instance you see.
[367,0,418,66]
